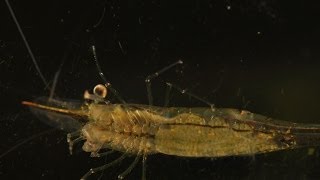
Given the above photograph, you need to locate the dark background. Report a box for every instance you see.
[1,0,320,179]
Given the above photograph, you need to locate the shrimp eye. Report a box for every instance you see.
[93,84,107,98]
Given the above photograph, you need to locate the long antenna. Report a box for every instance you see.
[91,45,126,103]
[5,0,49,88]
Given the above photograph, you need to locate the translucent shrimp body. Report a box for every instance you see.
[82,103,320,158]
[23,98,320,158]
[20,82,320,180]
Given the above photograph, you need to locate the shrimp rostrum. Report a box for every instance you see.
[22,83,320,179]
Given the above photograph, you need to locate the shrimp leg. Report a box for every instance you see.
[145,60,183,105]
[81,153,128,180]
[142,154,147,180]
[117,155,141,179]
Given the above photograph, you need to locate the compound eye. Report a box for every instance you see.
[93,84,107,98]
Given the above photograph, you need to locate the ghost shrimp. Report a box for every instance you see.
[22,84,320,179]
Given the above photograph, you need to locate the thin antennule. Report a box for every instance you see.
[91,45,126,104]
[5,0,49,88]
[48,69,61,101]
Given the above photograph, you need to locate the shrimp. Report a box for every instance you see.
[5,0,320,179]
[21,83,320,179]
